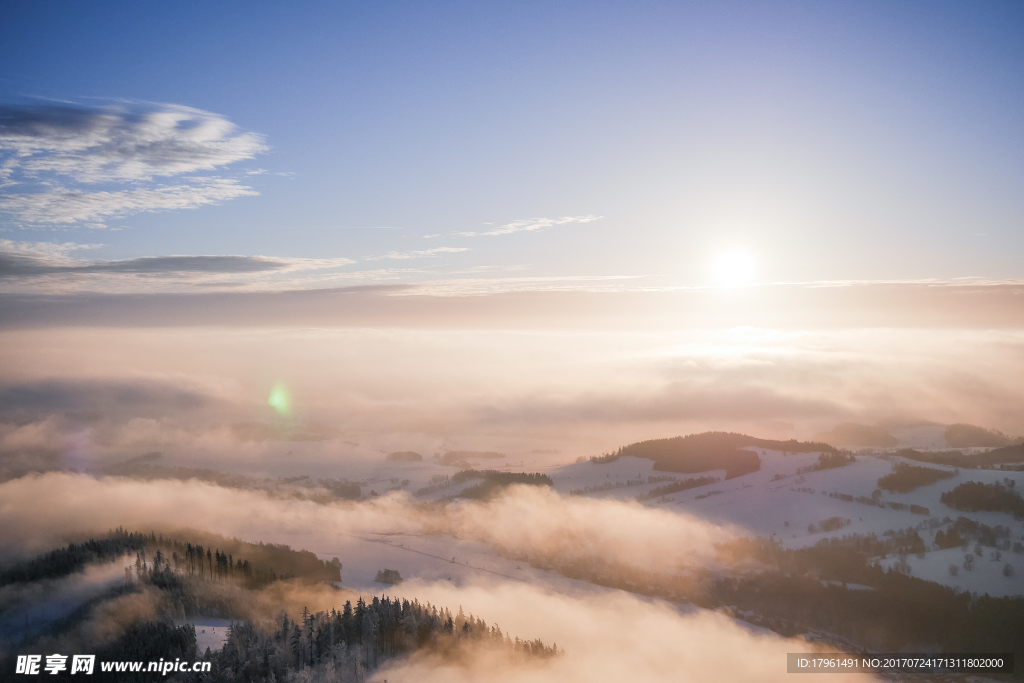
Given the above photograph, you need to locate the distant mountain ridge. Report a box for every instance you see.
[597,432,837,479]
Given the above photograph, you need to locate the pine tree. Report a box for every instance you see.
[279,613,290,642]
[289,624,302,668]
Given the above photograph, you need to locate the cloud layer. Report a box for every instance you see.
[1,324,1022,481]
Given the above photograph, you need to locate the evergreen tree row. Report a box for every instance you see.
[203,597,558,682]
[0,528,341,590]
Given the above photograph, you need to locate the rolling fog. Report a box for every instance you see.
[0,473,869,682]
[1,318,1022,479]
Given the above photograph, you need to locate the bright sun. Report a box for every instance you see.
[711,250,755,286]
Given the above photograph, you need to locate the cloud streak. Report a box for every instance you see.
[365,247,470,261]
[0,240,355,292]
[454,215,602,237]
[0,178,257,225]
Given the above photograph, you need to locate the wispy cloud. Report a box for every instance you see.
[0,102,266,226]
[365,247,470,260]
[0,239,99,261]
[406,274,643,295]
[454,215,603,237]
[0,103,266,183]
[0,178,256,225]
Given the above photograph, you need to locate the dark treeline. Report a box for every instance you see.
[797,451,856,474]
[3,553,557,682]
[704,534,1023,658]
[0,528,340,589]
[317,478,363,500]
[730,528,930,568]
[375,568,403,584]
[141,529,341,585]
[0,532,148,587]
[709,569,1024,658]
[17,621,201,682]
[898,445,1024,469]
[94,622,198,682]
[935,516,1023,554]
[877,462,956,493]
[450,470,553,500]
[451,469,553,486]
[593,432,838,479]
[825,490,930,515]
[101,453,257,489]
[100,453,365,501]
[944,424,1019,448]
[636,475,719,501]
[439,451,505,466]
[199,597,559,682]
[941,480,1024,520]
[386,450,423,461]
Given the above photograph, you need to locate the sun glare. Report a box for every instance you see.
[712,251,755,287]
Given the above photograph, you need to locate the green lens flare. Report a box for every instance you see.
[268,384,291,415]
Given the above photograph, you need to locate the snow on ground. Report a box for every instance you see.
[546,456,670,498]
[531,448,1024,596]
[186,618,232,653]
[297,529,615,601]
[610,450,1024,553]
[878,547,1022,597]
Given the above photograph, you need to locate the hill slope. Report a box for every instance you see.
[603,432,836,479]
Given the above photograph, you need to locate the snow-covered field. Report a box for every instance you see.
[187,618,232,653]
[316,530,612,599]
[878,547,1021,598]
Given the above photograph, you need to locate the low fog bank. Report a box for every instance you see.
[0,561,128,644]
[1,326,1022,481]
[372,579,872,683]
[0,474,738,577]
[0,471,867,680]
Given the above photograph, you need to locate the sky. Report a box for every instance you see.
[2,1,1024,472]
[2,0,1024,294]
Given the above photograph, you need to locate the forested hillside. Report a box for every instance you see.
[898,446,1024,469]
[0,533,557,682]
[0,528,340,589]
[595,432,836,479]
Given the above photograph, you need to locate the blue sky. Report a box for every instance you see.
[2,0,1023,293]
